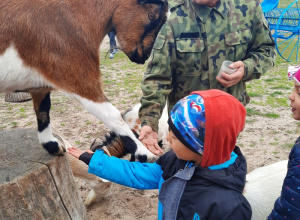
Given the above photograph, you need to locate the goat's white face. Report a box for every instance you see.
[113,0,168,64]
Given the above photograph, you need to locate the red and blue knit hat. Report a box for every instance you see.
[168,93,206,155]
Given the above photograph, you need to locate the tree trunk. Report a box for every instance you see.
[0,129,86,220]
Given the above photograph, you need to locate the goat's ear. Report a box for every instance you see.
[138,0,166,5]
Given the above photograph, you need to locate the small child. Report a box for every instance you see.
[267,67,300,219]
[68,89,252,220]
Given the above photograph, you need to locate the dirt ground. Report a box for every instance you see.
[0,37,297,220]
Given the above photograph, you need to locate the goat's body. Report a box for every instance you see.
[0,0,107,99]
[0,0,168,160]
[244,160,288,220]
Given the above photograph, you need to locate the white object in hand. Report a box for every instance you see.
[218,60,237,78]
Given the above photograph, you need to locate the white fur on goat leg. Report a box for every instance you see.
[68,94,156,162]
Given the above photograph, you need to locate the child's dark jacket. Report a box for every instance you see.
[88,90,251,219]
[157,147,251,220]
[88,146,251,220]
[268,137,300,220]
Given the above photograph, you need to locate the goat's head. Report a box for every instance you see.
[113,0,168,64]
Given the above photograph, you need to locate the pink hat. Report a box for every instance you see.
[288,65,300,84]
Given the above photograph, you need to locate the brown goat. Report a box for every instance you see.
[0,0,168,162]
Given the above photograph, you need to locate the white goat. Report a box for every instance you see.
[244,160,288,220]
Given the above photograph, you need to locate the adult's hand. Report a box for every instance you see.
[216,61,245,88]
[139,125,164,156]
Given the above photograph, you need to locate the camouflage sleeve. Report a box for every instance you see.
[139,22,176,132]
[242,2,276,82]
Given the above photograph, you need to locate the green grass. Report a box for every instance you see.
[249,0,299,109]
[100,50,146,106]
[250,142,256,147]
[246,108,261,117]
[10,122,18,127]
[246,108,280,118]
[264,113,280,118]
[279,0,297,8]
[270,91,284,97]
[247,54,294,109]
[248,92,263,97]
[265,96,289,108]
[261,0,295,8]
[283,142,295,148]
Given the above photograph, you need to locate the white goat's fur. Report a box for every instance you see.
[243,160,288,220]
[69,95,153,157]
[122,103,169,142]
[0,46,50,92]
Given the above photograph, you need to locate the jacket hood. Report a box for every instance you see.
[191,90,246,168]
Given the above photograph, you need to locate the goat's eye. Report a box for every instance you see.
[148,12,155,20]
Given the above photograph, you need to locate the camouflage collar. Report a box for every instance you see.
[190,0,229,20]
[214,0,229,18]
[168,0,185,9]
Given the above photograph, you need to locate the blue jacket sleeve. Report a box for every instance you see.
[88,150,162,190]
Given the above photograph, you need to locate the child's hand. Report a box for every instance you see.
[68,147,91,159]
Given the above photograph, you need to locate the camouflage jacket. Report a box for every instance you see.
[139,0,276,132]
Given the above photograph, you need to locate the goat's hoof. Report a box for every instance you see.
[90,138,104,152]
[54,144,66,156]
[43,139,66,156]
[133,142,158,162]
[84,190,97,206]
[148,154,158,163]
[135,151,157,163]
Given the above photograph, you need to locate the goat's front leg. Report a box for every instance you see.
[31,90,65,155]
[70,94,156,162]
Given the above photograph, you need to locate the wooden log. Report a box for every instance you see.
[4,92,32,102]
[0,129,87,220]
